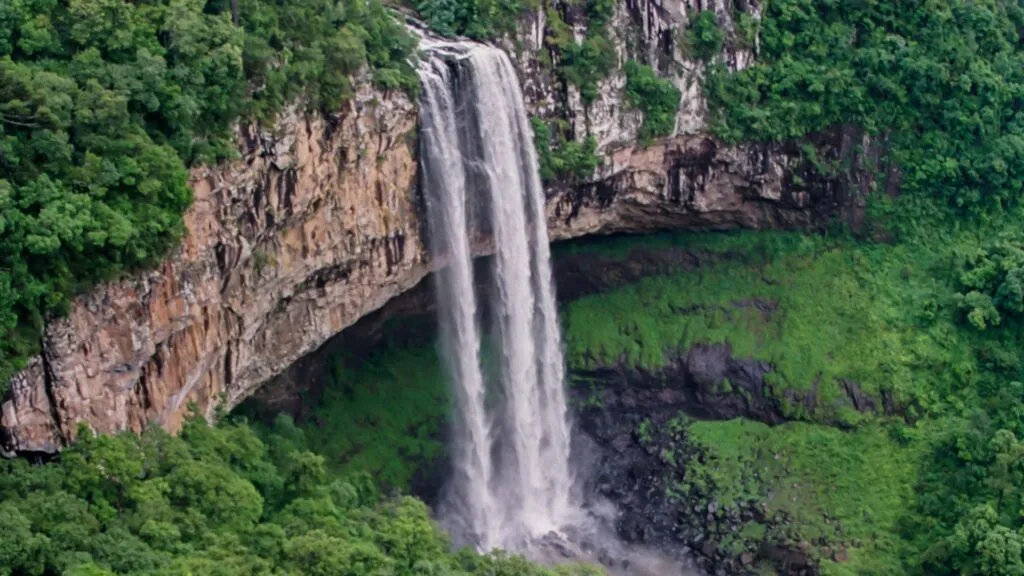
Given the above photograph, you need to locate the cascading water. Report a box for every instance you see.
[417,40,575,552]
[418,50,502,550]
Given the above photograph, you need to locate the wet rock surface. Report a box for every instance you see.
[569,342,867,575]
[528,522,704,576]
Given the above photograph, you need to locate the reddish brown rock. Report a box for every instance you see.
[2,82,424,454]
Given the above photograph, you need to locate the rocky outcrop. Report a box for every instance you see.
[574,340,883,433]
[1,1,856,454]
[577,396,829,576]
[2,83,424,454]
[548,136,822,240]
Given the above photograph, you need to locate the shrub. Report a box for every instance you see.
[685,10,724,60]
[624,60,681,142]
[531,117,601,183]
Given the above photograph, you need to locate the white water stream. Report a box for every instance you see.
[418,40,574,551]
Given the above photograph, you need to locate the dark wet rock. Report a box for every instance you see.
[574,340,884,435]
[539,531,577,559]
[569,342,847,576]
[700,540,717,558]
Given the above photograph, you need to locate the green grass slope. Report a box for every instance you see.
[301,346,452,492]
[562,231,971,422]
[684,418,925,575]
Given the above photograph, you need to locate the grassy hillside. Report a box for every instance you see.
[300,346,451,492]
[561,230,969,422]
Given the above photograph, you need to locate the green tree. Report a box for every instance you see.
[685,9,723,60]
[705,0,1024,216]
[624,60,681,143]
[0,502,47,575]
[949,505,1024,576]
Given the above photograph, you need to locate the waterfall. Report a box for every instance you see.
[418,40,575,551]
[418,51,502,550]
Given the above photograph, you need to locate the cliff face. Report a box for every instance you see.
[524,0,857,237]
[1,0,851,455]
[2,85,424,454]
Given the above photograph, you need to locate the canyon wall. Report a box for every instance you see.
[1,0,855,455]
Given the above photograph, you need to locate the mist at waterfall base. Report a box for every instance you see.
[417,41,699,576]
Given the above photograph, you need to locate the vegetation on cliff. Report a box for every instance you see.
[705,0,1024,215]
[0,412,599,576]
[682,9,723,61]
[413,0,528,40]
[633,413,920,575]
[623,61,681,143]
[685,1,1024,570]
[530,116,600,183]
[0,0,418,392]
[527,0,618,184]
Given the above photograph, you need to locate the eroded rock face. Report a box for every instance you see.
[548,136,820,240]
[2,83,424,454]
[1,2,853,454]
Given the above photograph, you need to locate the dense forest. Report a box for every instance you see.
[5,0,1024,575]
[0,411,602,575]
[699,3,1024,571]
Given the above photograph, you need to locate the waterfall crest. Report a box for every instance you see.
[418,40,575,551]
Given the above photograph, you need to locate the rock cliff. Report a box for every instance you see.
[1,0,852,454]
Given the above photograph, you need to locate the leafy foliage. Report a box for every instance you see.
[624,61,680,143]
[531,116,600,183]
[680,418,921,575]
[0,414,603,576]
[705,0,1024,214]
[540,0,618,105]
[683,9,723,61]
[953,235,1024,330]
[948,505,1024,576]
[414,0,530,40]
[695,3,1024,568]
[525,0,617,183]
[0,0,418,392]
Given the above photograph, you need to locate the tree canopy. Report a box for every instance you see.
[706,0,1024,216]
[0,413,602,576]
